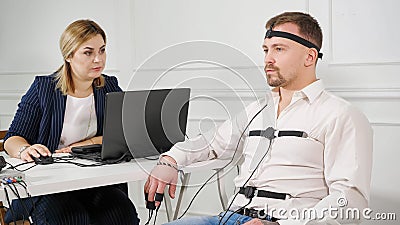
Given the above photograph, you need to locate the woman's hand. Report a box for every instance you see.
[20,144,51,162]
[55,146,72,153]
[55,137,101,153]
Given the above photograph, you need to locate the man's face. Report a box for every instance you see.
[262,23,309,89]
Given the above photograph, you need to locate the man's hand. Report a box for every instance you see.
[144,156,179,207]
[243,219,279,225]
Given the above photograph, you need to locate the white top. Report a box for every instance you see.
[163,80,373,224]
[58,94,97,149]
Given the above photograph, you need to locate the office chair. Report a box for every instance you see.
[0,130,30,225]
[0,130,6,151]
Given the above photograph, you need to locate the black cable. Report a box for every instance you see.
[52,155,74,160]
[50,159,105,167]
[144,209,153,225]
[69,150,132,165]
[3,186,17,224]
[219,139,273,225]
[10,183,32,225]
[153,206,161,225]
[6,161,37,172]
[101,151,133,164]
[227,199,253,225]
[8,183,31,224]
[177,102,269,219]
[16,182,36,224]
[7,150,132,172]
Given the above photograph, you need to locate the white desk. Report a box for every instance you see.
[0,153,231,222]
[0,154,156,200]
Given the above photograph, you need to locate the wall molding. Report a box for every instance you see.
[325,87,400,100]
[371,122,400,127]
[191,88,400,101]
[131,65,264,73]
[0,69,120,76]
[188,118,400,128]
[328,61,400,67]
[0,90,25,100]
[1,87,399,101]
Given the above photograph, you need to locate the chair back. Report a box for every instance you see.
[0,130,7,151]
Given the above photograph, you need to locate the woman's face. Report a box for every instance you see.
[68,34,106,82]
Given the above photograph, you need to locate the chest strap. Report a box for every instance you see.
[239,186,290,200]
[249,129,308,139]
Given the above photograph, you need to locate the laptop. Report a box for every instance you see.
[72,88,190,163]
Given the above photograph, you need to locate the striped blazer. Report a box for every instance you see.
[4,73,122,152]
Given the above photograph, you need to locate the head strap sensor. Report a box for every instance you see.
[265,24,323,59]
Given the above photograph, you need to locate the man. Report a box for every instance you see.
[144,12,373,225]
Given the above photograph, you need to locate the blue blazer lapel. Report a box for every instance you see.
[48,90,66,151]
[94,86,105,136]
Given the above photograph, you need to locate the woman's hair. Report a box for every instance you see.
[55,19,106,95]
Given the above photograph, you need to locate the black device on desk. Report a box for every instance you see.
[0,156,6,171]
[32,155,54,165]
[72,88,190,162]
[71,144,102,154]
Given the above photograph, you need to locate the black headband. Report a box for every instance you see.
[265,24,323,59]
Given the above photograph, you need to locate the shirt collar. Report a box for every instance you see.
[270,80,325,104]
[301,80,325,104]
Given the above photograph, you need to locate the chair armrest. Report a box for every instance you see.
[181,159,231,173]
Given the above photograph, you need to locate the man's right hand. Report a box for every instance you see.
[144,156,179,207]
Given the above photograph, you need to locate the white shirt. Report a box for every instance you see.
[58,94,97,149]
[164,80,373,225]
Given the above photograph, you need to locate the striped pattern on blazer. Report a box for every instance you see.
[5,73,122,152]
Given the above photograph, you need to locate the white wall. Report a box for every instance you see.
[1,0,399,224]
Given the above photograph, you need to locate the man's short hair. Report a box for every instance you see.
[266,12,323,49]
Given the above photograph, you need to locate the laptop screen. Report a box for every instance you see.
[101,88,190,160]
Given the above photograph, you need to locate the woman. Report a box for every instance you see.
[3,19,140,225]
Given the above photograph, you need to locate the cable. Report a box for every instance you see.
[3,186,17,224]
[144,209,153,225]
[219,139,273,225]
[9,183,32,224]
[7,150,133,172]
[6,183,31,224]
[68,150,133,166]
[153,204,161,225]
[6,161,37,172]
[51,159,105,167]
[228,199,253,225]
[177,102,269,219]
[14,182,35,224]
[18,181,37,222]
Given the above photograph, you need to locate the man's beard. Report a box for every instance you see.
[265,65,287,87]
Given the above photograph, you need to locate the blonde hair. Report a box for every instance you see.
[55,19,106,95]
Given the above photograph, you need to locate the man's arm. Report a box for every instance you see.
[144,101,264,205]
[143,116,245,206]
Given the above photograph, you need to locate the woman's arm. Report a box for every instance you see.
[55,136,103,153]
[4,77,50,160]
[4,135,51,161]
